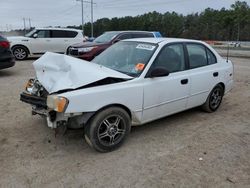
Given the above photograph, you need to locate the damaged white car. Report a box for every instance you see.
[20,38,233,152]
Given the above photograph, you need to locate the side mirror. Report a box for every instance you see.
[148,67,169,78]
[33,33,38,38]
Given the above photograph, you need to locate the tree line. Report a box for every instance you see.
[68,1,250,41]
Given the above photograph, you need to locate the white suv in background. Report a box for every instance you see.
[8,28,84,60]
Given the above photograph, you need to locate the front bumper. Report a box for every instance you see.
[20,92,68,128]
[20,92,47,108]
[67,48,94,61]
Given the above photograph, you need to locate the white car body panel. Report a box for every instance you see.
[60,79,144,124]
[142,71,190,123]
[28,38,233,127]
[30,37,52,53]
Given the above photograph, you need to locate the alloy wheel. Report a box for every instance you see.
[14,48,27,60]
[97,115,126,146]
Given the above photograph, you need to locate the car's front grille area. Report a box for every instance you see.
[68,48,79,56]
[20,92,47,108]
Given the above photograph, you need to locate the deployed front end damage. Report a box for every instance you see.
[20,78,72,129]
[20,52,132,129]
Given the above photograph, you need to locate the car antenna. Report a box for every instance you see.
[226,41,230,63]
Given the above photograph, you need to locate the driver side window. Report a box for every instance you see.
[152,44,185,73]
[36,30,50,38]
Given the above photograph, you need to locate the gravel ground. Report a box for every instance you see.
[0,57,250,188]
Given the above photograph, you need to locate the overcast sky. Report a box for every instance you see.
[0,0,246,31]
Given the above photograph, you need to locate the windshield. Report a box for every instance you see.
[25,29,37,37]
[94,32,120,43]
[92,41,157,77]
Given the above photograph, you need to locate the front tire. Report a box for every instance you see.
[12,46,28,60]
[84,107,131,152]
[202,84,224,113]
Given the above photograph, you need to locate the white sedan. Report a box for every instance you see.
[20,38,234,152]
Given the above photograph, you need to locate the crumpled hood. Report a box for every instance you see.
[33,52,132,94]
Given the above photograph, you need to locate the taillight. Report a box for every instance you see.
[0,41,10,48]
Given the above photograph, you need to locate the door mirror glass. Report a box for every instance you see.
[149,67,169,78]
[33,33,38,38]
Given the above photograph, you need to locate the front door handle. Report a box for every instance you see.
[213,72,219,77]
[181,79,188,85]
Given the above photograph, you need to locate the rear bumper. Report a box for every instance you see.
[0,57,15,69]
[225,79,234,94]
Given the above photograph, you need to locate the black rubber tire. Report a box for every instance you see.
[66,46,71,55]
[202,84,224,113]
[84,107,131,152]
[12,46,28,60]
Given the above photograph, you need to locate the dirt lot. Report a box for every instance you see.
[0,57,250,188]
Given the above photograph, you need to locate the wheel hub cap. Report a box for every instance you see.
[108,126,118,135]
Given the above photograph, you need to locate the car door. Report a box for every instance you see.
[185,43,220,109]
[66,30,81,47]
[31,30,51,54]
[50,30,70,53]
[142,43,190,123]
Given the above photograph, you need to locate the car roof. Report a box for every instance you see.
[35,28,82,32]
[105,31,157,34]
[124,37,203,44]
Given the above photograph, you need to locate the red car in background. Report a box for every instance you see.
[67,31,162,61]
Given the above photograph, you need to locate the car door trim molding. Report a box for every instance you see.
[190,90,209,97]
[143,95,189,110]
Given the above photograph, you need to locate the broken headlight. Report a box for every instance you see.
[47,95,69,112]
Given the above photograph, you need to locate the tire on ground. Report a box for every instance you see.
[84,107,131,152]
[12,46,28,60]
[202,84,224,113]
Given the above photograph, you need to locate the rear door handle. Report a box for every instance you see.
[181,79,188,85]
[213,72,219,77]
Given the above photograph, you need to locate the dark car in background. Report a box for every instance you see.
[67,31,162,61]
[0,34,15,70]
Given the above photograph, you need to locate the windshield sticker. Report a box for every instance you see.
[135,63,145,71]
[136,44,155,51]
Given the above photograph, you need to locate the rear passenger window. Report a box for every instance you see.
[206,49,217,64]
[186,44,207,69]
[66,31,77,38]
[51,30,67,38]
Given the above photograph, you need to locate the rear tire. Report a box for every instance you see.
[12,46,28,60]
[202,84,224,113]
[84,107,131,152]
